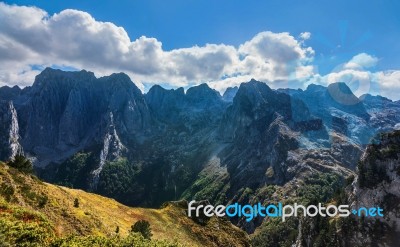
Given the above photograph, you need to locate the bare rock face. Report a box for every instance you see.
[361,93,400,134]
[187,81,361,209]
[291,131,400,246]
[145,85,186,125]
[145,83,227,129]
[13,68,151,167]
[90,112,126,190]
[346,131,400,245]
[0,86,21,101]
[288,83,375,145]
[0,101,22,160]
[217,80,300,188]
[222,86,238,102]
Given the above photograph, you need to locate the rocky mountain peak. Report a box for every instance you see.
[0,85,22,101]
[146,85,185,105]
[234,80,274,105]
[145,85,186,124]
[328,81,353,93]
[327,82,362,106]
[219,80,293,141]
[305,83,326,93]
[185,83,222,104]
[291,81,372,144]
[33,67,96,89]
[99,72,141,93]
[222,86,238,102]
[360,93,391,102]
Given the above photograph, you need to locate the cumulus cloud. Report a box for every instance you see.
[375,70,400,100]
[344,53,378,69]
[325,69,373,97]
[238,31,314,77]
[1,3,399,100]
[0,3,314,91]
[305,53,400,100]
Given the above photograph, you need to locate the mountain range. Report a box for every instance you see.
[1,67,400,246]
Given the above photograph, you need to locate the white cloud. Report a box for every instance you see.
[206,31,315,91]
[305,53,375,97]
[374,70,400,100]
[1,3,399,101]
[305,53,400,100]
[0,3,314,92]
[325,69,373,97]
[239,31,313,63]
[344,53,378,69]
[299,32,311,40]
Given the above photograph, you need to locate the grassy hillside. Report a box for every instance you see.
[0,162,249,246]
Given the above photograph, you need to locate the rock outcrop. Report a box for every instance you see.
[11,68,151,167]
[346,131,400,245]
[0,101,22,160]
[222,86,238,102]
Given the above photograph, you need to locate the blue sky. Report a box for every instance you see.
[5,0,400,72]
[1,0,400,99]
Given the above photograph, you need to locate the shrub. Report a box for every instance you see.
[8,155,33,174]
[73,198,79,208]
[130,220,152,240]
[37,194,48,208]
[0,184,14,202]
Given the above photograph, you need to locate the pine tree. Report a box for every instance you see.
[7,154,33,174]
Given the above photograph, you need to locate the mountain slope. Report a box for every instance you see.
[186,80,359,199]
[0,162,249,246]
[285,83,371,144]
[346,130,400,246]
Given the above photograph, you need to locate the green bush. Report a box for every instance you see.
[8,155,33,174]
[251,218,298,247]
[0,183,14,202]
[73,198,79,208]
[19,185,48,208]
[0,204,55,247]
[130,220,153,240]
[37,194,48,208]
